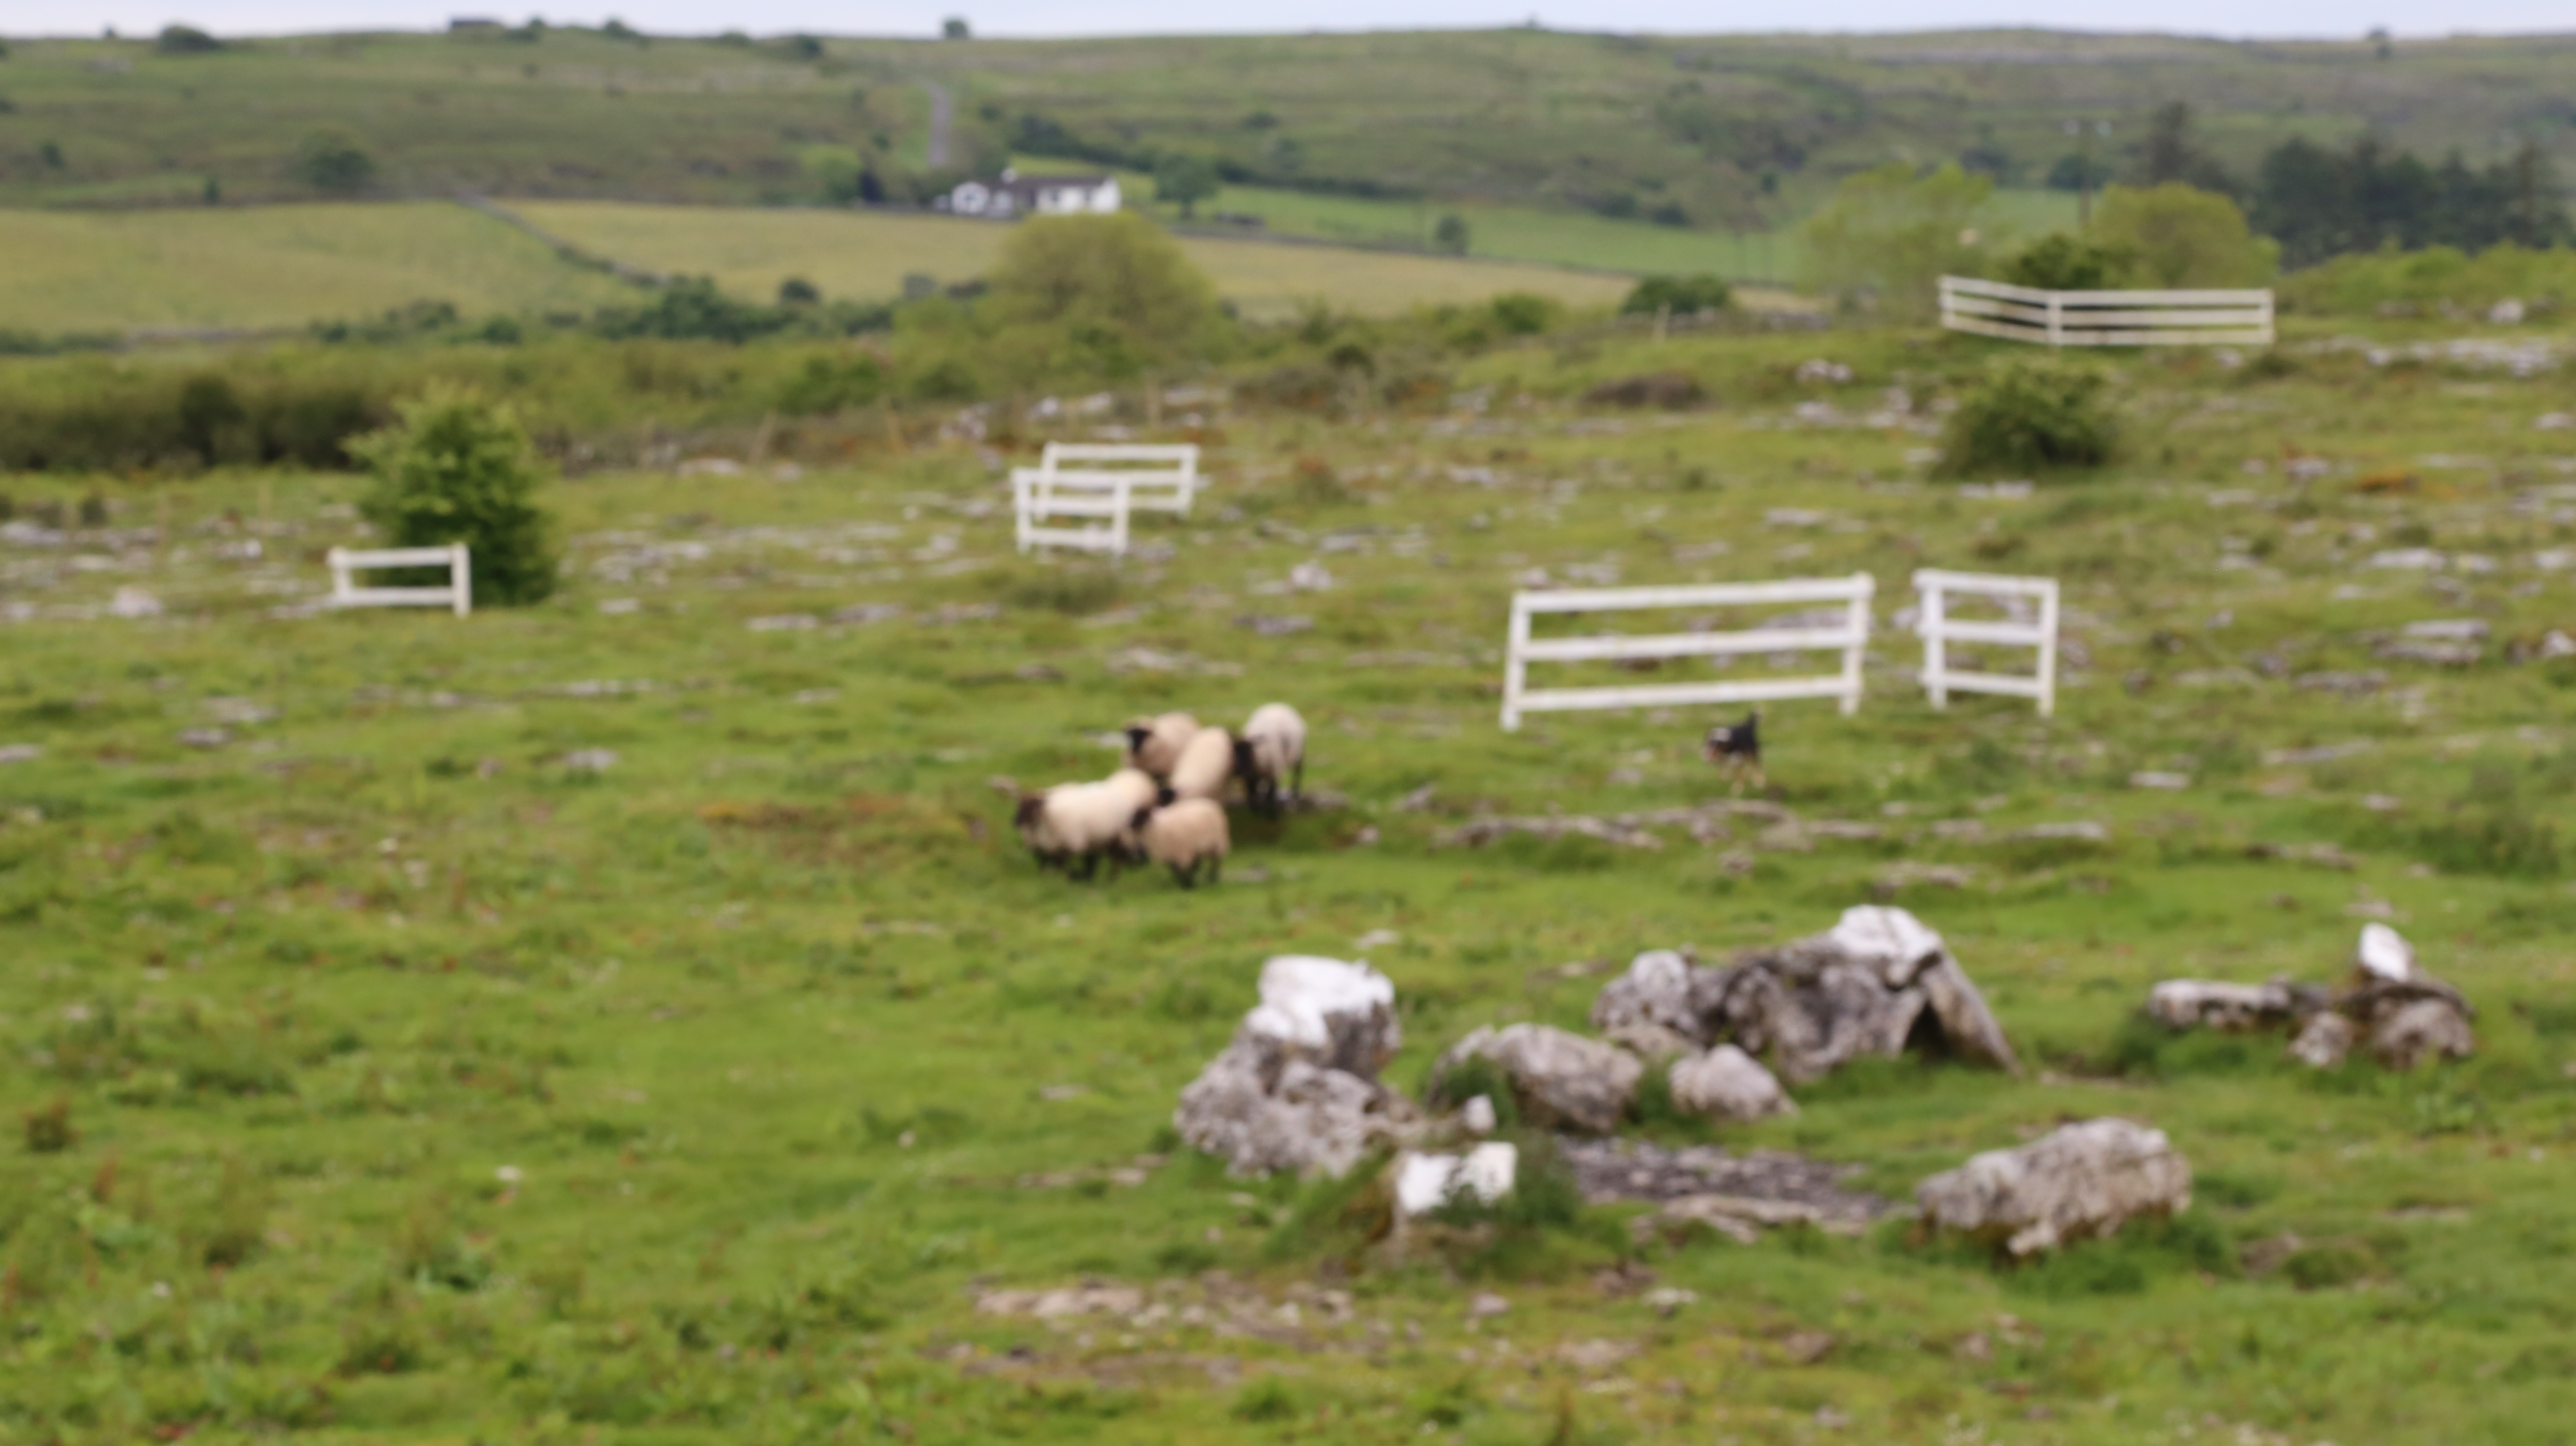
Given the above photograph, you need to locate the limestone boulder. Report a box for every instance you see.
[2369,997,2476,1070]
[1916,1118,2192,1258]
[2286,1011,2355,1069]
[1668,1044,1795,1123]
[1173,956,1417,1176]
[1433,1024,1642,1134]
[2147,980,2305,1032]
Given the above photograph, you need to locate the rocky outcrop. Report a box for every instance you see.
[1586,906,2021,1086]
[1916,1118,2192,1257]
[1668,1044,1795,1123]
[2145,927,2475,1072]
[1431,1024,1642,1134]
[1393,1142,1519,1217]
[1174,956,1419,1176]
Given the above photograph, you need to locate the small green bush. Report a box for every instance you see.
[2002,233,2136,291]
[1488,292,1558,336]
[1230,1377,1298,1422]
[1935,360,2117,477]
[21,1096,73,1153]
[1622,274,1733,315]
[294,126,377,193]
[352,387,560,607]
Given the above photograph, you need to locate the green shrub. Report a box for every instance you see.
[352,387,560,606]
[1230,1377,1298,1422]
[294,126,377,193]
[21,1096,73,1153]
[1487,292,1558,336]
[1621,274,1733,315]
[2003,233,2135,290]
[156,24,224,54]
[1935,360,2117,477]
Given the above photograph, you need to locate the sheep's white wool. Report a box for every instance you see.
[1167,726,1235,801]
[1244,956,1394,1049]
[2356,923,2415,982]
[1394,1142,1519,1217]
[1126,712,1200,778]
[1241,702,1306,784]
[1036,768,1159,857]
[1138,797,1228,869]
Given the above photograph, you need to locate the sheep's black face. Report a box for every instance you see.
[1124,726,1151,752]
[1012,795,1044,829]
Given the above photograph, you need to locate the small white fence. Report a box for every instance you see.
[1012,472,1133,555]
[1011,442,1204,556]
[1501,576,1875,731]
[1939,275,2274,348]
[1042,442,1201,515]
[1914,569,2058,716]
[327,544,473,617]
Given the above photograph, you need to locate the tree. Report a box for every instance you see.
[942,17,971,39]
[1621,274,1731,315]
[1433,213,1471,255]
[2133,102,2234,194]
[155,24,223,54]
[294,127,375,194]
[1798,161,1995,318]
[987,212,1223,369]
[351,389,559,607]
[777,276,821,305]
[2089,184,2278,288]
[1153,153,1220,219]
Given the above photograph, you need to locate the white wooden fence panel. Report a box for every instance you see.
[1502,574,1874,731]
[1914,568,2058,716]
[328,544,472,617]
[1013,471,1133,555]
[1939,275,2273,348]
[1040,442,1201,515]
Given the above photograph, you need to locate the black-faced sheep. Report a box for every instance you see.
[1129,797,1229,887]
[1232,702,1307,816]
[1014,767,1159,879]
[1122,712,1200,779]
[1161,725,1236,804]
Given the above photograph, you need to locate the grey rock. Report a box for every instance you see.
[2287,1012,2354,1069]
[1668,1044,1795,1123]
[1916,1118,2192,1257]
[2369,998,2476,1070]
[1432,1024,1641,1134]
[1173,956,1417,1176]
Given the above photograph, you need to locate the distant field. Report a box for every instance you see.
[510,201,1635,318]
[0,201,637,334]
[1025,158,2083,283]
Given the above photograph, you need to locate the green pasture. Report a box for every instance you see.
[4,320,2576,1443]
[0,201,639,336]
[508,200,1636,318]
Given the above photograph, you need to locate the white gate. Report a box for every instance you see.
[1939,275,2274,348]
[1041,442,1201,515]
[1012,471,1133,555]
[1914,569,2058,715]
[327,544,473,617]
[1501,576,1875,731]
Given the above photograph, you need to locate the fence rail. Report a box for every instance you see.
[1012,472,1133,556]
[1938,275,2274,348]
[1914,568,2058,715]
[1501,575,1875,731]
[327,544,473,617]
[1040,442,1201,516]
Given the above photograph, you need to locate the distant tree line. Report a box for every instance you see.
[2035,103,2571,270]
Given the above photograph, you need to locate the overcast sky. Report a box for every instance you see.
[26,0,2576,40]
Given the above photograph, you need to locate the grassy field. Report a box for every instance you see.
[0,201,642,336]
[1041,159,2082,284]
[509,200,1636,318]
[4,313,2576,1442]
[1,25,2568,241]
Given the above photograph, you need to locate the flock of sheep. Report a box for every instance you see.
[1010,704,1307,888]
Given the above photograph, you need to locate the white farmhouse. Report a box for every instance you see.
[941,168,1122,218]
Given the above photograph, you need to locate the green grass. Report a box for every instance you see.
[0,24,2565,247]
[509,199,1635,318]
[6,316,2576,1442]
[0,201,639,335]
